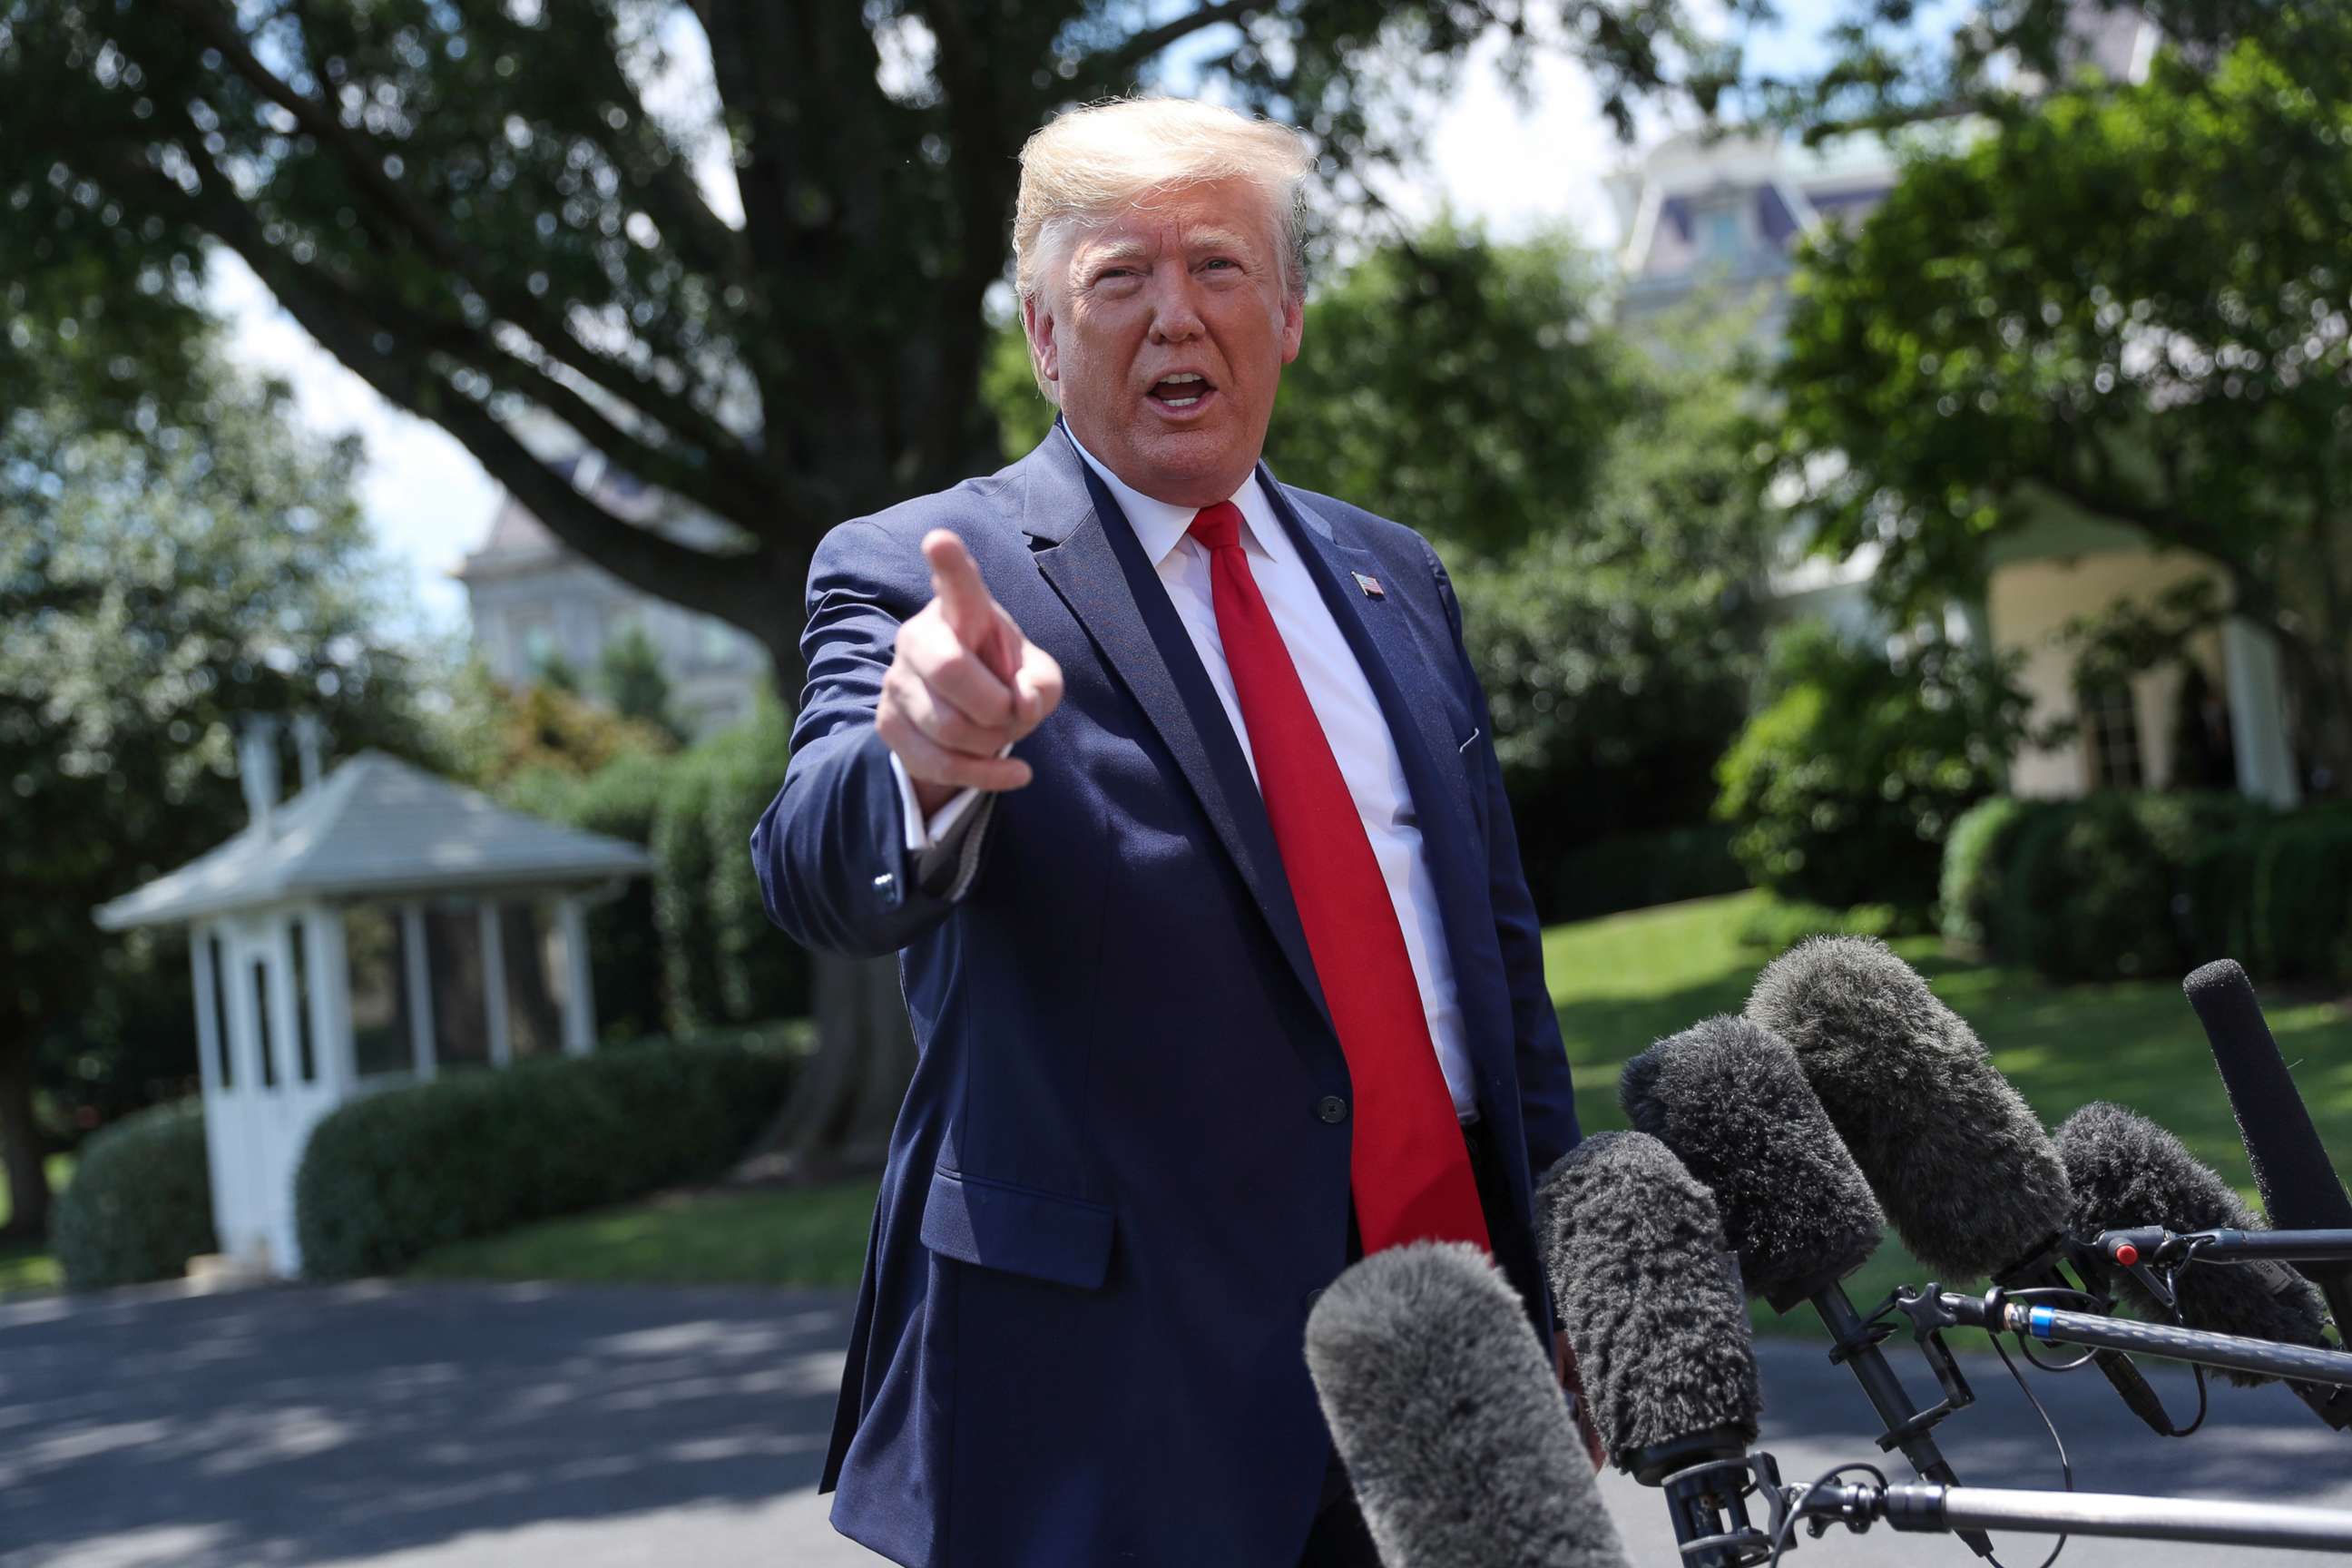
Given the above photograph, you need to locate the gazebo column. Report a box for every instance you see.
[313,909,357,1099]
[480,902,513,1067]
[402,903,437,1080]
[558,897,595,1056]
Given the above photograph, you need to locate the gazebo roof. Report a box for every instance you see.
[94,750,652,932]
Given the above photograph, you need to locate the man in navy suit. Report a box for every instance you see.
[751,96,1582,1567]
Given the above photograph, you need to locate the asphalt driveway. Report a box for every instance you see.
[4,1279,2349,1566]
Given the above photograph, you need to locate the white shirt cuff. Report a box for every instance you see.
[890,753,988,851]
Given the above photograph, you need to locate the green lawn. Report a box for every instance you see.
[408,889,2352,1324]
[407,1178,879,1290]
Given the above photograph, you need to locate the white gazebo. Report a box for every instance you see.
[94,724,651,1278]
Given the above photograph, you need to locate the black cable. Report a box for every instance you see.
[1767,1461,1887,1568]
[1980,1332,2073,1568]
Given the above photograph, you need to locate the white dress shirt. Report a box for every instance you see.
[891,427,1476,1115]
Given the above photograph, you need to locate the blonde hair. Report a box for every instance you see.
[1013,97,1312,309]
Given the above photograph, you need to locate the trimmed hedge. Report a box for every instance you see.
[293,1028,802,1279]
[1551,823,1749,922]
[1938,791,2328,983]
[49,1097,217,1290]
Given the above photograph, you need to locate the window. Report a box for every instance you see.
[424,906,491,1070]
[209,935,234,1088]
[252,960,278,1090]
[2083,682,2144,789]
[499,901,567,1059]
[1698,202,1745,259]
[288,919,318,1084]
[347,906,415,1077]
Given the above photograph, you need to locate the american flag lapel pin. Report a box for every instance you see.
[1351,572,1386,601]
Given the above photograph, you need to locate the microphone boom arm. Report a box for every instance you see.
[1917,1286,2352,1388]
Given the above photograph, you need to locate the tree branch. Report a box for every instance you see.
[1084,1,1262,83]
[99,148,775,631]
[155,0,772,499]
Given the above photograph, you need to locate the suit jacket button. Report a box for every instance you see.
[1316,1095,1348,1124]
[872,872,897,906]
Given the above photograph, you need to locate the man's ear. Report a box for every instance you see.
[1279,289,1304,366]
[1022,293,1061,397]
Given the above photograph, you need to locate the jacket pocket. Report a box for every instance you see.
[918,1166,1115,1290]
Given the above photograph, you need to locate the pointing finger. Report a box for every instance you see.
[923,530,997,652]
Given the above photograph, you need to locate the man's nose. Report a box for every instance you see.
[1144,265,1206,342]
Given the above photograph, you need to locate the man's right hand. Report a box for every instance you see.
[877,529,1065,818]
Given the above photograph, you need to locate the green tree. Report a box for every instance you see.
[1256,229,1774,903]
[1271,222,1633,561]
[1715,622,2031,914]
[1771,18,2352,786]
[598,622,685,742]
[0,359,430,1240]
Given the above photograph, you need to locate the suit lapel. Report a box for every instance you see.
[1020,430,1338,1050]
[1264,473,1479,840]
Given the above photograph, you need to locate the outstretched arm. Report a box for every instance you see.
[750,521,1062,957]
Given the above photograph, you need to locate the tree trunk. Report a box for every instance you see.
[732,953,914,1183]
[0,1044,51,1243]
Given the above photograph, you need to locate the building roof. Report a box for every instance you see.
[94,751,652,931]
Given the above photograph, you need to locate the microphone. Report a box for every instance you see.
[1534,1130,1759,1481]
[1620,1016,1992,1559]
[1303,1241,1631,1568]
[1746,936,2174,1436]
[1535,1131,1774,1566]
[1746,937,2068,1277]
[2183,958,2352,1333]
[2056,1100,2331,1370]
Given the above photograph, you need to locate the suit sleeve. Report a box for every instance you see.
[750,518,994,957]
[1425,544,1583,1176]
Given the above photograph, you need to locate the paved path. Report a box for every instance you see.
[5,1280,2349,1566]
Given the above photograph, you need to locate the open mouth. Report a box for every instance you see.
[1146,371,1218,413]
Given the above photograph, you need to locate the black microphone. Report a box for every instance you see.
[1535,1131,1775,1567]
[2056,1100,2332,1367]
[1534,1130,1760,1481]
[1620,1016,1993,1560]
[2183,957,2352,1333]
[1304,1241,1631,1568]
[1747,936,2175,1436]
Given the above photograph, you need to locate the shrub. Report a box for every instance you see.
[49,1097,216,1290]
[2183,805,2352,984]
[1946,791,2278,982]
[505,752,671,1042]
[694,698,810,1026]
[1715,623,2028,914]
[1997,793,2177,980]
[1939,796,2037,950]
[293,1027,803,1279]
[1550,824,1749,921]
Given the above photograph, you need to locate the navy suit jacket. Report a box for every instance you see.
[750,426,1581,1567]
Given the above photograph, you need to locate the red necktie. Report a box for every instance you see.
[1189,502,1490,1255]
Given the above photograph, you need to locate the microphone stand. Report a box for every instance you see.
[1788,1480,2352,1553]
[1910,1286,2352,1388]
[1767,1270,1995,1558]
